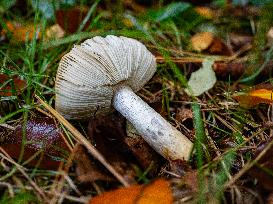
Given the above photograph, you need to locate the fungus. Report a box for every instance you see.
[55,35,193,160]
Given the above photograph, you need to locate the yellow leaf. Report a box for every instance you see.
[233,89,273,108]
[195,7,214,19]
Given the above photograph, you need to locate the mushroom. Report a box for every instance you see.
[55,35,193,160]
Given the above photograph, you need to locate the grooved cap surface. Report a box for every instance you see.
[55,35,156,119]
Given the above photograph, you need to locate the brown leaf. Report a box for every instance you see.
[56,7,90,33]
[74,144,114,183]
[2,117,70,169]
[0,74,26,96]
[213,62,245,80]
[89,179,173,204]
[88,114,136,184]
[208,37,232,56]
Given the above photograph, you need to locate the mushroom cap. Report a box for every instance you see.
[55,35,156,119]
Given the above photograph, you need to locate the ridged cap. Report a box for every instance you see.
[55,35,156,119]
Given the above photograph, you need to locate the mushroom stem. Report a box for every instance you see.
[113,86,193,161]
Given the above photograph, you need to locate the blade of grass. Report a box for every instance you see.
[192,102,206,203]
[77,0,101,32]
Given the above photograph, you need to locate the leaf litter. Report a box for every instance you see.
[1,0,273,203]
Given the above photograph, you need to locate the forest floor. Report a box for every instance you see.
[0,0,273,203]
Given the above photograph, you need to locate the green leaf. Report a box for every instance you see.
[0,0,16,11]
[154,2,191,22]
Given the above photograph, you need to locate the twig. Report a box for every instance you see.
[224,135,273,188]
[0,147,48,202]
[35,95,129,187]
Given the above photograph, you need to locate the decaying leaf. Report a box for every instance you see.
[2,21,40,42]
[186,59,216,96]
[74,144,114,183]
[88,114,136,184]
[208,37,232,56]
[2,117,70,169]
[56,7,90,33]
[89,179,173,204]
[194,6,214,19]
[213,62,245,80]
[0,74,26,96]
[233,88,273,108]
[191,32,214,52]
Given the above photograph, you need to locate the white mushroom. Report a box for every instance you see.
[55,35,193,160]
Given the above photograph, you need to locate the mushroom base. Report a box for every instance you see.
[112,86,193,161]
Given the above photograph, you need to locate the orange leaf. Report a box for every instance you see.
[88,179,173,204]
[135,179,173,204]
[191,32,214,52]
[233,88,273,108]
[3,21,40,42]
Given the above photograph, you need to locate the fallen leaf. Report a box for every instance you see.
[45,24,65,39]
[88,114,136,184]
[191,32,214,52]
[208,37,232,56]
[74,144,114,183]
[194,6,214,19]
[2,117,70,169]
[233,88,273,108]
[2,21,40,43]
[213,62,245,80]
[56,7,90,33]
[0,74,26,96]
[89,179,173,204]
[186,58,216,96]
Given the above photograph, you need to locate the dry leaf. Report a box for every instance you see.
[208,37,232,56]
[88,114,136,184]
[2,118,70,169]
[0,74,26,96]
[74,145,114,183]
[195,7,214,19]
[56,7,90,33]
[2,21,40,42]
[233,88,273,108]
[213,62,245,80]
[46,24,65,40]
[191,32,214,52]
[88,179,173,204]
